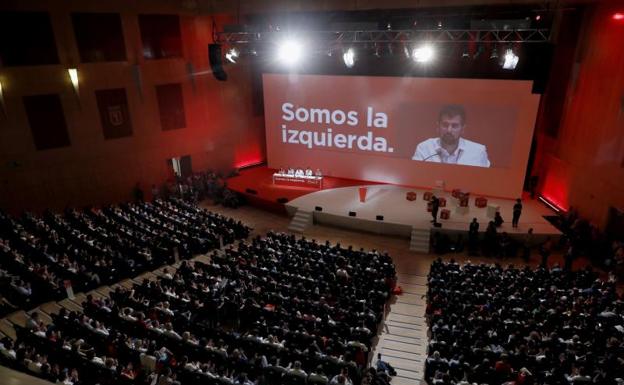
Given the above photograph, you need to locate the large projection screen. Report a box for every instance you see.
[263,73,540,198]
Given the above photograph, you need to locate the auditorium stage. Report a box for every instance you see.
[227,166,381,206]
[228,167,561,239]
[286,184,560,239]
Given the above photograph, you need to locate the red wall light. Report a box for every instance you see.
[613,12,624,21]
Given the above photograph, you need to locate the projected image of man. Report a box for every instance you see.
[412,105,490,167]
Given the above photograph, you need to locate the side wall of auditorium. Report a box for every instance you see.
[534,1,624,228]
[0,1,265,212]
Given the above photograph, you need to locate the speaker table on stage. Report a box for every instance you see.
[440,209,451,220]
[475,196,488,208]
[406,191,417,201]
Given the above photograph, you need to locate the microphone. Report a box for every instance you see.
[422,149,442,161]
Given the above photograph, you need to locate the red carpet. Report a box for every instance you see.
[227,166,381,204]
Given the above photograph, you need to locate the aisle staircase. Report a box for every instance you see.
[409,227,430,253]
[372,273,428,385]
[287,209,313,233]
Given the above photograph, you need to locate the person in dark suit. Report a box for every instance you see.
[469,218,479,234]
[512,198,523,228]
[468,218,480,255]
[431,195,440,224]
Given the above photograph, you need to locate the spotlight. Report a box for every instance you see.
[277,40,303,66]
[535,14,542,21]
[67,68,79,94]
[412,45,434,63]
[613,13,624,21]
[343,48,355,68]
[225,48,239,63]
[502,49,519,70]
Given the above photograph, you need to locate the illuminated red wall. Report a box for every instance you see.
[535,1,624,225]
[0,2,265,212]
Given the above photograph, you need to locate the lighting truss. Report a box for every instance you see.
[216,28,550,45]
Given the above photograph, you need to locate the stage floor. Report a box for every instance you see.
[287,184,561,237]
[229,167,560,238]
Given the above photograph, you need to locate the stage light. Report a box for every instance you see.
[68,68,79,92]
[225,48,239,63]
[535,15,542,21]
[538,196,562,213]
[277,40,303,66]
[342,48,355,68]
[412,45,434,63]
[502,49,519,70]
[613,13,624,21]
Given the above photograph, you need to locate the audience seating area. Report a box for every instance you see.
[0,231,397,385]
[0,198,250,317]
[425,259,624,385]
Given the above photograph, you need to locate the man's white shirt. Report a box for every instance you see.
[412,137,490,167]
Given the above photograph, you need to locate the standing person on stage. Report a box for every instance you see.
[430,195,440,225]
[412,105,490,167]
[512,198,523,228]
[468,218,479,255]
[469,218,479,234]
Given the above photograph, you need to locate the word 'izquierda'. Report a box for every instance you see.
[280,125,394,152]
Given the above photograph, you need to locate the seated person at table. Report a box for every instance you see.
[305,167,313,176]
[315,168,322,177]
[295,168,305,177]
[278,167,286,174]
[287,167,295,175]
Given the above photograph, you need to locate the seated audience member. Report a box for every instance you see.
[424,258,624,385]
